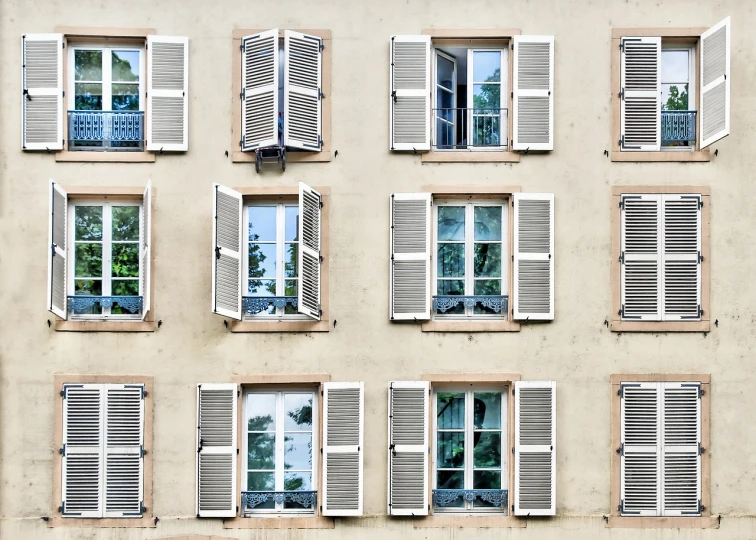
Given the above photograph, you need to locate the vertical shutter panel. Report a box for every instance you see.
[621,194,662,320]
[298,183,322,319]
[512,36,554,151]
[621,37,661,151]
[241,29,280,151]
[390,36,430,151]
[513,193,554,320]
[322,382,364,516]
[700,18,730,149]
[141,181,152,320]
[212,184,242,320]
[196,383,238,517]
[22,33,63,151]
[146,36,189,152]
[390,193,431,320]
[514,381,556,516]
[284,31,322,151]
[662,195,701,320]
[48,180,67,319]
[388,381,429,516]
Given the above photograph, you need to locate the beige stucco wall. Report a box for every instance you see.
[1,0,756,537]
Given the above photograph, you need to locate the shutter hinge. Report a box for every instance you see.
[699,500,705,513]
[240,88,245,100]
[62,90,65,97]
[619,88,625,100]
[618,382,641,397]
[236,505,239,513]
[620,251,625,264]
[699,442,705,455]
[140,445,145,457]
[62,42,65,49]
[215,246,221,260]
[616,443,624,456]
[620,135,625,147]
[620,304,625,318]
[319,41,324,52]
[240,43,245,52]
[237,448,240,454]
[511,91,513,99]
[240,136,245,148]
[391,90,397,103]
[319,135,323,148]
[145,42,148,50]
[698,304,703,318]
[141,501,146,514]
[318,87,323,100]
[59,444,66,456]
[60,502,65,513]
[319,252,323,263]
[699,387,705,397]
[698,251,703,263]
[237,390,241,397]
[619,198,624,209]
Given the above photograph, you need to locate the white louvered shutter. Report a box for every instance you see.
[514,381,556,516]
[62,384,103,517]
[212,184,242,320]
[147,36,189,152]
[512,36,554,151]
[196,383,238,517]
[22,33,63,150]
[662,195,701,321]
[322,382,364,516]
[513,193,554,320]
[621,194,662,320]
[104,385,144,517]
[700,18,731,149]
[621,37,661,151]
[390,193,431,320]
[284,31,322,151]
[388,381,429,516]
[140,181,152,320]
[298,182,322,319]
[48,180,67,319]
[241,29,280,151]
[390,36,430,151]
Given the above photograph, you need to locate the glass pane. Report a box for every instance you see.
[74,50,102,81]
[437,244,465,278]
[112,50,140,82]
[437,392,465,429]
[111,244,139,277]
[474,207,502,241]
[474,393,502,429]
[437,432,464,469]
[472,113,501,147]
[437,88,454,110]
[112,83,139,111]
[436,116,454,149]
[247,433,276,469]
[73,280,103,314]
[437,55,454,90]
[285,206,299,241]
[284,279,297,297]
[662,83,689,111]
[74,83,103,110]
[111,280,139,297]
[473,433,501,467]
[285,394,313,430]
[473,84,500,110]
[437,206,465,241]
[112,206,139,241]
[437,470,464,491]
[474,279,501,296]
[247,279,277,300]
[247,471,275,491]
[248,393,276,431]
[285,244,298,278]
[473,470,501,490]
[248,206,277,241]
[284,471,312,491]
[284,432,313,470]
[436,281,465,312]
[474,244,502,277]
[75,244,102,277]
[662,50,689,82]
[75,206,103,241]
[248,244,276,278]
[473,51,501,82]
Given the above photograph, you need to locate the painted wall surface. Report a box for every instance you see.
[1,0,756,538]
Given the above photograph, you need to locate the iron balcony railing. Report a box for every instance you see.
[661,110,696,143]
[68,295,143,315]
[242,296,298,315]
[432,107,508,150]
[433,295,508,316]
[68,110,144,151]
[241,491,317,515]
[432,489,508,508]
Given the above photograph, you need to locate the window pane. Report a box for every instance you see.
[437,392,465,429]
[662,83,689,111]
[111,280,139,297]
[75,50,102,81]
[248,394,276,431]
[285,394,313,430]
[111,244,139,277]
[247,433,276,469]
[247,472,275,492]
[661,50,689,82]
[473,470,501,490]
[75,244,102,277]
[74,280,103,314]
[112,50,140,82]
[285,243,298,278]
[75,206,103,241]
[474,244,501,277]
[74,83,103,110]
[437,432,464,468]
[248,206,277,241]
[437,280,465,296]
[284,432,312,470]
[473,433,501,467]
[437,470,464,490]
[474,279,501,296]
[437,206,465,241]
[473,84,500,110]
[248,244,276,278]
[284,471,312,492]
[112,206,139,241]
[247,279,277,300]
[474,207,502,241]
[473,51,501,82]
[437,88,454,109]
[437,55,454,90]
[437,244,465,278]
[284,280,297,297]
[112,83,139,111]
[474,393,502,429]
[285,206,299,241]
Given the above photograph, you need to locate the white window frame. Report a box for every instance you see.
[431,386,508,514]
[433,49,458,149]
[661,42,696,152]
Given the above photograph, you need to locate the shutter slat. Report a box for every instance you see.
[284,31,322,151]
[700,17,730,149]
[212,185,242,320]
[390,36,430,151]
[22,34,63,150]
[621,38,661,151]
[147,36,189,151]
[390,194,431,320]
[514,194,554,320]
[298,183,322,319]
[513,36,554,151]
[242,30,279,151]
[48,180,67,319]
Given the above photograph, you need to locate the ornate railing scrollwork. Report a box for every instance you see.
[432,489,508,508]
[432,295,508,314]
[242,296,298,315]
[661,110,697,142]
[68,110,144,151]
[241,491,317,513]
[67,295,143,314]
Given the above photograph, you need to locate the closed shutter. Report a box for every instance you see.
[48,180,67,319]
[388,381,429,516]
[212,184,242,320]
[512,36,554,151]
[22,33,63,151]
[390,193,431,320]
[700,18,730,149]
[621,194,662,320]
[620,37,661,151]
[298,182,322,319]
[390,36,430,151]
[196,383,238,517]
[322,382,364,516]
[662,195,701,320]
[141,181,152,320]
[146,36,189,152]
[514,381,556,516]
[513,193,554,320]
[241,29,280,151]
[284,31,322,151]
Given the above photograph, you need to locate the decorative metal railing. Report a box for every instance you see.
[242,296,298,315]
[241,491,317,514]
[432,108,508,150]
[68,295,143,314]
[432,489,508,508]
[661,110,696,142]
[433,295,508,315]
[68,111,144,150]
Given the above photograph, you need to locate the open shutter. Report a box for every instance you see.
[196,383,238,517]
[662,195,701,321]
[104,384,144,517]
[322,382,364,516]
[700,18,730,149]
[620,194,662,320]
[388,381,429,516]
[212,184,242,320]
[513,193,554,320]
[390,193,431,320]
[284,31,322,151]
[22,33,63,151]
[620,37,661,151]
[390,36,430,151]
[241,29,280,151]
[141,181,152,320]
[620,382,661,516]
[62,384,103,517]
[48,180,67,319]
[512,36,554,151]
[514,381,556,516]
[146,36,189,152]
[298,182,321,319]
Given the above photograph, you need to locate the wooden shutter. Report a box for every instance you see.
[298,182,322,319]
[22,33,63,151]
[390,193,431,320]
[284,31,322,151]
[48,180,67,319]
[513,193,554,320]
[700,18,730,149]
[514,381,556,516]
[196,383,238,517]
[388,381,429,516]
[662,195,701,320]
[104,384,144,517]
[322,382,364,516]
[212,184,242,320]
[512,36,554,151]
[141,181,152,320]
[620,37,661,151]
[241,29,280,151]
[390,36,430,151]
[146,36,189,152]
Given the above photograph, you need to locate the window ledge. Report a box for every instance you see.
[422,151,520,163]
[223,516,334,529]
[55,151,156,163]
[232,151,332,163]
[414,515,526,528]
[611,320,710,333]
[421,320,520,332]
[606,516,719,529]
[55,320,156,332]
[611,151,710,162]
[46,516,155,528]
[229,320,329,333]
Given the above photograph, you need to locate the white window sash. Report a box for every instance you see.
[660,43,696,152]
[465,48,508,151]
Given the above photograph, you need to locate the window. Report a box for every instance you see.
[661,45,695,149]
